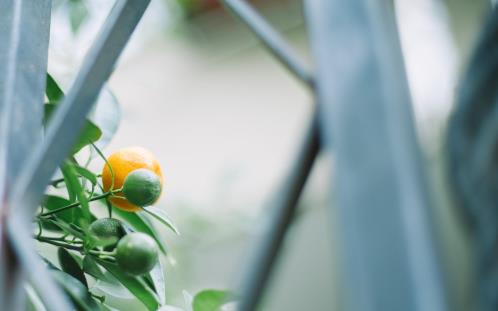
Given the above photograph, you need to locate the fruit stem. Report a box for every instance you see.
[38,188,122,218]
[35,236,83,251]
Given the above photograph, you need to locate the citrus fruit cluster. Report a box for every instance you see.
[102,146,164,212]
[92,147,164,275]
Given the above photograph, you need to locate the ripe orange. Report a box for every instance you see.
[102,147,163,212]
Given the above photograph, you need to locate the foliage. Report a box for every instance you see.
[30,74,233,310]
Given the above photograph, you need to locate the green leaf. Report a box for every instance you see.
[46,73,63,102]
[90,88,121,149]
[25,283,47,311]
[142,206,180,235]
[62,162,91,228]
[113,207,168,254]
[58,248,87,288]
[61,166,77,203]
[95,258,160,311]
[45,218,86,240]
[44,103,102,154]
[74,165,98,186]
[149,261,166,306]
[68,0,89,33]
[192,290,235,311]
[82,255,110,282]
[51,270,101,311]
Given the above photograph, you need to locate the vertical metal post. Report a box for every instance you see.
[0,0,52,309]
[305,1,449,310]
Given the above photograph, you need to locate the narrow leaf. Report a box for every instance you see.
[192,290,235,311]
[142,206,180,235]
[113,207,168,254]
[74,165,98,186]
[149,260,166,306]
[95,258,160,311]
[58,248,87,287]
[51,270,101,311]
[63,162,91,228]
[46,73,63,102]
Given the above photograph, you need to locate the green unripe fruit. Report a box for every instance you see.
[122,168,162,207]
[89,218,125,247]
[116,232,158,276]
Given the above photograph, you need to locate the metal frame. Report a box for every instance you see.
[0,0,452,310]
[222,0,449,310]
[0,0,150,310]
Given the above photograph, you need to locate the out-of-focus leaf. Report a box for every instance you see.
[51,270,101,311]
[183,290,194,311]
[83,255,109,282]
[62,162,91,228]
[142,206,180,235]
[45,218,86,240]
[74,165,98,186]
[61,164,77,203]
[25,283,47,311]
[40,195,71,231]
[95,258,160,311]
[68,0,89,33]
[90,87,121,149]
[149,260,166,306]
[102,304,121,311]
[46,73,63,102]
[113,207,167,254]
[44,103,102,154]
[58,248,87,287]
[192,290,235,311]
[158,306,185,311]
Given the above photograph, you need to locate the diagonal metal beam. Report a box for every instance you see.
[306,1,449,310]
[238,111,320,311]
[5,1,150,310]
[218,1,321,309]
[220,0,314,88]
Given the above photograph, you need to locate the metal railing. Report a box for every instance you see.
[0,0,475,310]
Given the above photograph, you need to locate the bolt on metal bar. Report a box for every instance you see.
[220,0,314,88]
[306,0,449,310]
[6,1,150,310]
[0,0,52,309]
[238,111,320,311]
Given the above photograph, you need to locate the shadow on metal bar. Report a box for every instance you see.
[306,0,449,310]
[0,0,51,309]
[5,1,151,310]
[218,1,321,310]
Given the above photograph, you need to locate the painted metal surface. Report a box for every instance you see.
[0,0,52,309]
[0,0,150,309]
[219,1,320,310]
[305,1,449,310]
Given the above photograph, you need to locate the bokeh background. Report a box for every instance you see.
[46,0,490,309]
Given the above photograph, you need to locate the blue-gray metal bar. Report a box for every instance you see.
[220,0,314,87]
[238,112,319,311]
[0,0,52,309]
[218,1,321,309]
[306,1,449,311]
[6,0,150,310]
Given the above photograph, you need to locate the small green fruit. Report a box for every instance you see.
[116,232,158,276]
[122,168,162,207]
[89,218,125,247]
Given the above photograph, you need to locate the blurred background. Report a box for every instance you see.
[46,0,490,309]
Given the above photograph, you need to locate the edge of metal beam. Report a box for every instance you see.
[305,1,449,310]
[6,0,150,310]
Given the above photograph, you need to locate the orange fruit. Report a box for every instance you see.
[102,147,163,212]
